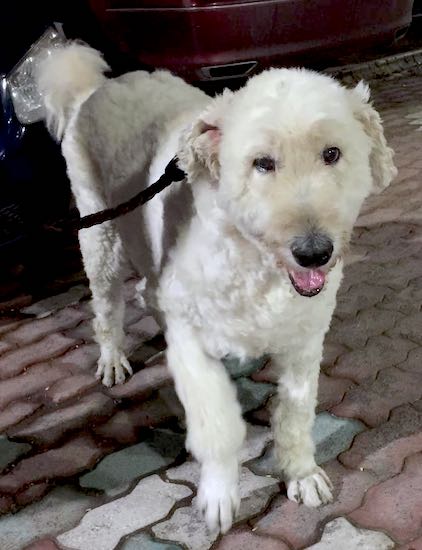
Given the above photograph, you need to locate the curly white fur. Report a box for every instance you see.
[38,43,396,534]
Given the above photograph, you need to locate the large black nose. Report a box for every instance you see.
[291,233,333,268]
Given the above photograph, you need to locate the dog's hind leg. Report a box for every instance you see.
[64,134,132,387]
[166,317,246,534]
[79,222,132,387]
[271,338,333,507]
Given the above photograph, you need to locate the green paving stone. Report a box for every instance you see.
[121,532,183,550]
[235,377,276,413]
[79,429,185,495]
[0,486,96,550]
[313,412,365,465]
[249,412,365,476]
[223,356,268,379]
[0,436,31,471]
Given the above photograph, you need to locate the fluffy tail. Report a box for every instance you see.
[37,42,110,139]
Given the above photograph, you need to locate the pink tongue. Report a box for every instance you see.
[290,269,326,291]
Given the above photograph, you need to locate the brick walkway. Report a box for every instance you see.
[1,74,422,550]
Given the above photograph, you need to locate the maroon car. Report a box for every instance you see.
[89,0,414,82]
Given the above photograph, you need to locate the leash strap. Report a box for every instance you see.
[49,157,186,233]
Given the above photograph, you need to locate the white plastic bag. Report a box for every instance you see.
[7,25,66,124]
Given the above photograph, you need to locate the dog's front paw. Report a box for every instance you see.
[96,351,133,387]
[197,460,240,534]
[287,466,333,507]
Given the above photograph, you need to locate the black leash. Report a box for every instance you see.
[46,157,186,233]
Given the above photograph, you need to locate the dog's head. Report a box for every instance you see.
[179,69,397,297]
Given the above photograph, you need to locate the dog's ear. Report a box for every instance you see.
[350,81,397,193]
[178,90,233,182]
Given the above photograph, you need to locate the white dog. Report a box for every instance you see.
[37,43,396,533]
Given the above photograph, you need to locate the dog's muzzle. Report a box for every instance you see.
[288,233,333,297]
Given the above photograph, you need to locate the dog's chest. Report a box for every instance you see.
[160,240,341,360]
[198,271,336,359]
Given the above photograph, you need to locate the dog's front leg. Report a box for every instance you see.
[271,339,333,507]
[166,317,246,534]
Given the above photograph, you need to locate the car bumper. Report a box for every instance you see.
[90,0,414,80]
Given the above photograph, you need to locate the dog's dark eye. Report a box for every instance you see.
[253,156,276,173]
[322,147,341,165]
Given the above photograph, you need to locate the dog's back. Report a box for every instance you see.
[38,43,210,286]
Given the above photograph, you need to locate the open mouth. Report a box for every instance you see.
[288,268,326,297]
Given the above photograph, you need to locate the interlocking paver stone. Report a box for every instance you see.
[166,460,199,485]
[0,334,79,379]
[250,412,364,476]
[377,257,422,291]
[45,373,98,403]
[378,285,422,317]
[107,364,171,400]
[354,219,411,247]
[340,404,422,480]
[356,207,407,228]
[329,335,416,383]
[330,306,402,350]
[0,495,13,514]
[388,311,422,345]
[0,435,104,494]
[215,527,289,550]
[55,343,99,372]
[4,308,85,346]
[313,413,365,465]
[152,501,217,550]
[153,468,279,550]
[57,475,192,550]
[397,537,422,550]
[0,401,41,433]
[236,468,279,520]
[240,424,273,463]
[251,360,278,383]
[235,377,276,413]
[334,283,386,320]
[305,517,394,549]
[97,392,181,444]
[332,366,422,426]
[16,481,50,507]
[124,302,147,326]
[399,346,422,373]
[121,532,183,550]
[79,429,185,495]
[65,321,94,342]
[21,285,90,317]
[127,316,161,340]
[0,341,12,356]
[24,539,60,550]
[349,453,422,544]
[255,460,377,548]
[128,343,164,366]
[317,373,354,412]
[0,362,77,410]
[10,393,114,445]
[224,357,268,379]
[0,436,31,472]
[0,487,95,550]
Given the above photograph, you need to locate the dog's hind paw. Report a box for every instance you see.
[96,352,133,387]
[197,460,240,534]
[287,466,333,507]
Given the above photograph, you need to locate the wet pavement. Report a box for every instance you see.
[0,73,422,549]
